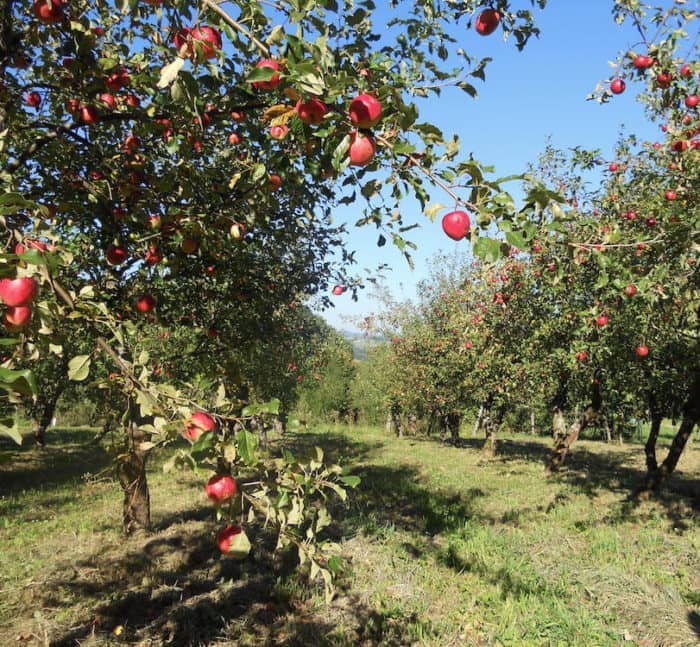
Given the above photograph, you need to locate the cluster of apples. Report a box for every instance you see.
[0,277,38,330]
[182,411,244,555]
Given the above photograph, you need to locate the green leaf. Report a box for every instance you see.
[505,231,527,250]
[224,527,251,559]
[237,429,258,466]
[260,398,280,415]
[339,475,361,488]
[67,355,91,381]
[473,236,502,262]
[0,416,22,445]
[332,135,350,172]
[0,367,38,397]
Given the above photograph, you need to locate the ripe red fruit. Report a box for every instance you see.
[4,306,32,329]
[685,95,699,108]
[125,93,140,108]
[122,134,140,153]
[106,245,127,265]
[269,124,289,140]
[332,285,345,296]
[0,278,38,307]
[464,341,473,350]
[25,91,41,108]
[33,0,63,23]
[664,190,677,201]
[185,411,216,441]
[441,210,471,241]
[475,9,501,36]
[348,131,376,166]
[576,351,587,362]
[656,72,672,88]
[98,93,117,110]
[608,162,619,172]
[348,94,382,128]
[296,98,328,125]
[596,314,608,327]
[228,132,241,145]
[217,524,243,554]
[135,293,156,313]
[144,245,162,265]
[105,68,130,91]
[252,59,282,90]
[645,217,657,227]
[671,140,689,152]
[635,344,649,358]
[624,284,637,297]
[205,474,238,504]
[79,104,99,124]
[267,174,282,192]
[632,54,654,69]
[610,78,626,94]
[174,26,222,60]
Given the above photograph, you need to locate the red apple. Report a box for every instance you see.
[181,237,198,254]
[610,78,626,94]
[464,341,473,350]
[348,131,376,166]
[106,245,127,265]
[185,411,216,441]
[145,245,162,265]
[105,68,130,91]
[251,59,282,90]
[624,284,637,297]
[79,104,99,124]
[3,306,32,329]
[135,293,156,313]
[645,217,657,227]
[228,132,241,145]
[441,210,470,241]
[596,314,608,327]
[671,140,689,152]
[216,524,243,554]
[680,64,693,77]
[475,8,500,36]
[33,0,63,23]
[664,190,677,201]
[296,98,328,125]
[205,474,238,504]
[635,344,649,358]
[332,285,345,296]
[608,162,619,172]
[348,94,382,128]
[0,278,38,307]
[25,91,41,108]
[174,26,222,60]
[632,54,654,69]
[267,174,282,192]
[122,134,140,153]
[125,93,140,108]
[685,94,699,109]
[269,124,289,140]
[656,71,672,88]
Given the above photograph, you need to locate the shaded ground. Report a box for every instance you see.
[0,425,698,646]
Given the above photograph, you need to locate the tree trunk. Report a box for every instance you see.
[407,413,418,436]
[117,402,152,534]
[530,410,536,436]
[639,376,699,493]
[481,403,503,457]
[391,406,403,438]
[385,410,393,435]
[645,395,662,472]
[472,405,484,437]
[448,412,461,443]
[604,417,612,443]
[552,407,567,441]
[32,389,62,448]
[548,379,601,471]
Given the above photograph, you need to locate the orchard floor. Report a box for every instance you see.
[0,425,698,647]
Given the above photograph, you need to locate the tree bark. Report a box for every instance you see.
[32,388,63,448]
[552,407,567,441]
[448,412,461,443]
[548,378,602,471]
[530,410,536,436]
[639,375,699,493]
[645,395,662,472]
[472,405,484,437]
[385,410,393,435]
[117,401,152,534]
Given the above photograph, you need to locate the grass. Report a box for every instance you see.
[0,424,698,646]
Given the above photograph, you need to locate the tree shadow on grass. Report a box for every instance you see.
[41,430,482,646]
[0,427,111,499]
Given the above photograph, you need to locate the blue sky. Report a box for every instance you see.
[317,2,665,331]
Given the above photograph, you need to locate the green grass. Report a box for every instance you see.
[0,424,697,645]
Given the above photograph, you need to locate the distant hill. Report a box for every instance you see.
[339,329,385,361]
